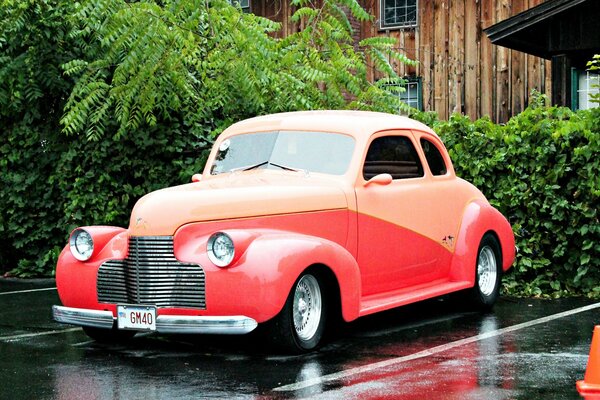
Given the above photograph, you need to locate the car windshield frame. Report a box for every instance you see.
[210,130,356,176]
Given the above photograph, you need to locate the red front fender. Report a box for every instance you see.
[174,227,361,323]
[55,226,127,308]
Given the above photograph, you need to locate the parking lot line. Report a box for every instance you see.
[0,287,57,296]
[0,328,80,342]
[273,301,600,392]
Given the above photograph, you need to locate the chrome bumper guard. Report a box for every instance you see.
[52,305,258,335]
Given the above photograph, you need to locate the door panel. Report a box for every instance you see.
[355,131,461,296]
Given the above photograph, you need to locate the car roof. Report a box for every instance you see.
[221,110,439,140]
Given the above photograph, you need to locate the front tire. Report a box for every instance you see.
[469,233,502,311]
[267,271,327,353]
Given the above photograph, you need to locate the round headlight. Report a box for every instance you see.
[207,232,235,267]
[69,228,94,261]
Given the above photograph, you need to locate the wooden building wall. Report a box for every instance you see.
[253,0,552,122]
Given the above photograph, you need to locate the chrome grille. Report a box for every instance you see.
[97,236,206,309]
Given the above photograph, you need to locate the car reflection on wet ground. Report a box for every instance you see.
[0,278,597,399]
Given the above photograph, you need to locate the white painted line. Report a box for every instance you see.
[274,302,600,392]
[0,287,57,296]
[0,328,80,342]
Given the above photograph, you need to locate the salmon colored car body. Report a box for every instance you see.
[53,111,515,352]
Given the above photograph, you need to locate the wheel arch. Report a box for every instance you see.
[174,229,362,324]
[449,200,515,285]
[302,263,344,326]
[257,240,361,323]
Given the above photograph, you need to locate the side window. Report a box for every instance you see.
[420,138,447,176]
[363,136,424,180]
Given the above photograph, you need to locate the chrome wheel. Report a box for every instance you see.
[293,274,322,341]
[477,245,497,297]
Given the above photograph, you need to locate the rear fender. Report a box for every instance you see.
[449,201,516,284]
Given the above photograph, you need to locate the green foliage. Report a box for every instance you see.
[6,0,595,300]
[413,92,600,298]
[60,0,411,140]
[1,0,413,276]
[0,0,78,276]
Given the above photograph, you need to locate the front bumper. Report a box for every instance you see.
[52,305,258,335]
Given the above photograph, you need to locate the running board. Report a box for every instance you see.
[359,280,473,317]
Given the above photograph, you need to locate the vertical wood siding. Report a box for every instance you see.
[254,0,552,122]
[368,0,552,122]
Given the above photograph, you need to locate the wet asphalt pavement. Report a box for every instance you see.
[1,278,598,399]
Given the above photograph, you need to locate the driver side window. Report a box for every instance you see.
[363,136,424,180]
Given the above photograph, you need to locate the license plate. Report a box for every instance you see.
[117,305,157,331]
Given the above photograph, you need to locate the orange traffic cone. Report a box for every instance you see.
[577,325,600,398]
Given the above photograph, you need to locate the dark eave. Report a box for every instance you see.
[484,0,600,63]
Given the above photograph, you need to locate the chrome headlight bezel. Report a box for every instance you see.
[69,228,94,261]
[207,232,235,267]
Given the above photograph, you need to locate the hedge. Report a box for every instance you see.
[2,94,598,298]
[413,94,600,297]
[0,0,408,276]
[1,121,208,277]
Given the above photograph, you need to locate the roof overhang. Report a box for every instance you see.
[484,0,600,66]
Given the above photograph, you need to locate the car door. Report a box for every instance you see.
[355,131,454,296]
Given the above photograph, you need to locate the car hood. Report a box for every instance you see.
[128,171,349,236]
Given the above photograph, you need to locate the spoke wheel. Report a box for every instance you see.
[293,274,322,341]
[477,246,498,297]
[266,271,328,353]
[469,233,502,311]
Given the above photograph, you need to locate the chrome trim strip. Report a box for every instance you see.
[156,315,258,335]
[52,306,257,335]
[52,305,114,329]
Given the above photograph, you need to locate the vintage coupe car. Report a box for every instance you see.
[53,111,515,352]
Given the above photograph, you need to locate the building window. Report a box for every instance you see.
[385,77,423,113]
[399,78,422,110]
[573,70,600,110]
[229,0,250,13]
[380,0,418,30]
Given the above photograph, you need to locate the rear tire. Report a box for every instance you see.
[267,271,327,353]
[468,233,502,311]
[82,326,137,343]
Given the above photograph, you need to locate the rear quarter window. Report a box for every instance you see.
[420,138,447,176]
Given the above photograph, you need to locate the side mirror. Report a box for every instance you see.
[365,173,392,187]
[191,174,203,183]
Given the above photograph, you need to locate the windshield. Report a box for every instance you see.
[210,131,355,175]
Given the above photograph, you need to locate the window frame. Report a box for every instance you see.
[362,134,425,181]
[379,0,418,30]
[419,137,448,177]
[399,77,423,111]
[229,0,251,13]
[571,68,600,111]
[384,77,423,114]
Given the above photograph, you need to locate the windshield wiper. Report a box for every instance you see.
[269,162,302,172]
[230,161,307,174]
[230,161,269,172]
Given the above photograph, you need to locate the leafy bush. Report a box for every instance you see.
[0,0,77,276]
[0,0,411,276]
[1,2,598,299]
[60,0,412,140]
[413,93,600,297]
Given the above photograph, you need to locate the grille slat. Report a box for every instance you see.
[97,236,206,309]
